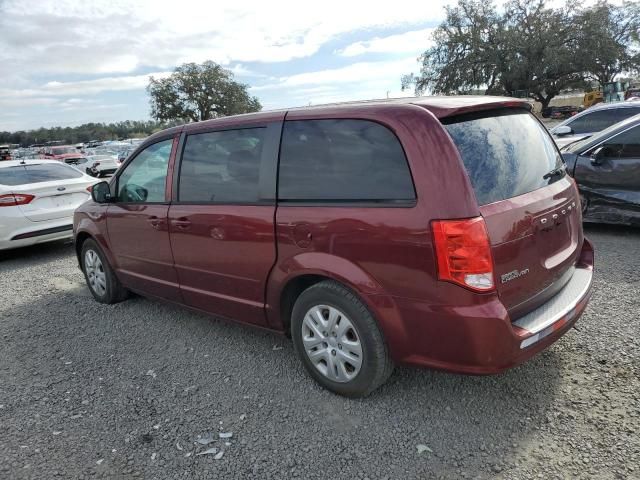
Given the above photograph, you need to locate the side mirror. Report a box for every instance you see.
[590,146,604,166]
[554,125,573,136]
[91,181,112,203]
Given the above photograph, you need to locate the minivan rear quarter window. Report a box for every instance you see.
[278,119,415,202]
[444,110,563,205]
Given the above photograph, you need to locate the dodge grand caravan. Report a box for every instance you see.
[74,96,594,397]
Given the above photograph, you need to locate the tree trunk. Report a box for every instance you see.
[538,96,552,110]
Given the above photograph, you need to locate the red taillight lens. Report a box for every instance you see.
[86,185,93,192]
[0,193,35,207]
[431,216,495,292]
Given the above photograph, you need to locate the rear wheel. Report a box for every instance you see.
[81,238,128,304]
[291,280,393,397]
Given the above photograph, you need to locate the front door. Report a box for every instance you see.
[574,124,640,221]
[107,137,181,301]
[168,122,281,326]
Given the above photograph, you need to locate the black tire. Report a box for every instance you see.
[291,280,394,397]
[80,238,128,304]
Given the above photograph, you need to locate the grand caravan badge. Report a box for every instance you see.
[501,268,530,284]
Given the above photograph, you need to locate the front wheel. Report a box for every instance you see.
[81,238,128,304]
[291,280,393,397]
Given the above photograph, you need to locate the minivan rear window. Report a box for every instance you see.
[0,163,83,186]
[443,110,563,206]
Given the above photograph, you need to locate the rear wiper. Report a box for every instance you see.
[543,165,566,180]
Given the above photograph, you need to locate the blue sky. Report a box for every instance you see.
[0,0,609,131]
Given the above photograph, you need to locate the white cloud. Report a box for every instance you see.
[252,58,419,108]
[253,57,419,90]
[0,72,172,103]
[0,0,447,77]
[338,28,435,57]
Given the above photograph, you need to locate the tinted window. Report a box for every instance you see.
[278,119,415,201]
[179,128,265,203]
[117,139,172,203]
[0,163,83,186]
[444,110,562,206]
[600,124,640,159]
[50,147,77,155]
[64,157,88,165]
[568,108,640,134]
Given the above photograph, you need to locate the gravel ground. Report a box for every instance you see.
[0,225,638,479]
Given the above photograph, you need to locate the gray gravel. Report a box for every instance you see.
[1,225,638,479]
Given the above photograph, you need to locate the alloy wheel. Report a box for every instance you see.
[301,305,363,383]
[84,249,107,297]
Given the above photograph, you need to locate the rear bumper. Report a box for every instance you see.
[386,237,594,374]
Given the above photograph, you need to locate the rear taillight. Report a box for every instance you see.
[0,193,35,207]
[431,216,495,292]
[86,185,93,192]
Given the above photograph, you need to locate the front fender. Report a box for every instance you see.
[74,208,116,270]
[266,252,409,360]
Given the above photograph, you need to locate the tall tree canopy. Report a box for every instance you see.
[403,0,640,108]
[575,0,640,86]
[148,61,262,122]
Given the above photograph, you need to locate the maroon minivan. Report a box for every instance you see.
[74,96,594,397]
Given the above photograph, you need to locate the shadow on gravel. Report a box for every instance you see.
[0,274,568,478]
[0,239,75,271]
[583,222,640,237]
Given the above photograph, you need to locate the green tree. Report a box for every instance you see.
[0,120,172,147]
[402,0,640,109]
[401,0,503,95]
[147,61,262,122]
[575,1,640,86]
[497,0,584,109]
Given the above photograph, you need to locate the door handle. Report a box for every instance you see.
[171,218,192,230]
[147,216,162,229]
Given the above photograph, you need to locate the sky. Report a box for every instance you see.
[0,0,615,132]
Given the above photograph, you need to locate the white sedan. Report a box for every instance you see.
[84,154,121,177]
[0,159,96,250]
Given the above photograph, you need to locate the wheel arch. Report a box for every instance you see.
[267,253,408,359]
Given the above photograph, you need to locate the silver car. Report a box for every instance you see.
[550,102,640,149]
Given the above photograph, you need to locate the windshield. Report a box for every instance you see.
[443,109,563,205]
[0,163,83,186]
[563,113,640,153]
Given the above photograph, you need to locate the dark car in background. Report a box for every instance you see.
[562,113,640,226]
[550,102,640,149]
[74,96,594,397]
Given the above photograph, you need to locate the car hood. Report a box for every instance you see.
[553,134,590,149]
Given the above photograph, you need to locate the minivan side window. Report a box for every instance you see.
[568,108,640,134]
[178,128,265,203]
[278,119,415,202]
[117,139,173,203]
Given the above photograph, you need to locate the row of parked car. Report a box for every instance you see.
[1,95,638,396]
[39,141,140,177]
